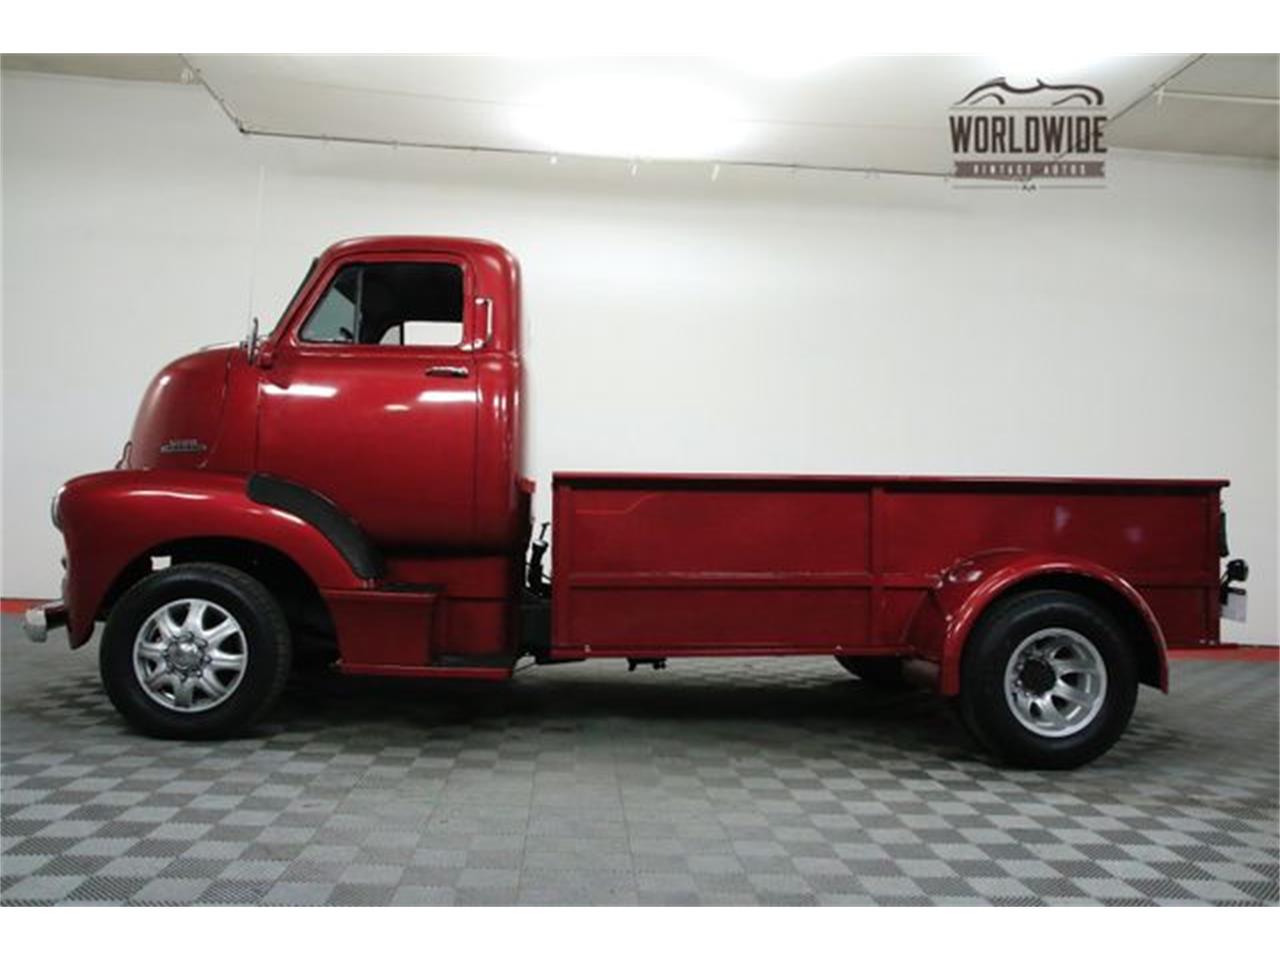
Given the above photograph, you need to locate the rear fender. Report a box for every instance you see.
[911,550,1169,696]
[58,470,368,646]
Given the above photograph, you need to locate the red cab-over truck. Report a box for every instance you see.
[25,236,1250,768]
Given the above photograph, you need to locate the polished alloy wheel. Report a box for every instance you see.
[1003,627,1107,738]
[132,599,249,713]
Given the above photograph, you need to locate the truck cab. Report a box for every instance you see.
[43,238,532,711]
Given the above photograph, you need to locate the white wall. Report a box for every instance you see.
[3,71,1277,644]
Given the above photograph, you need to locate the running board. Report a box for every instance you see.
[337,661,512,680]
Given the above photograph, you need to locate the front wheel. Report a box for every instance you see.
[958,589,1137,769]
[99,563,291,739]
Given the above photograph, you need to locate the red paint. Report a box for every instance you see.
[56,469,368,647]
[551,473,1223,691]
[122,238,526,553]
[39,236,1241,692]
[931,551,1170,694]
[64,237,528,668]
[260,239,527,553]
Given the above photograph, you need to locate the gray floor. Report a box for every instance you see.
[1,613,1276,906]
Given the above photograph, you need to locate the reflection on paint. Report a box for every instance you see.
[127,490,209,502]
[415,390,476,405]
[1053,505,1071,533]
[263,383,338,398]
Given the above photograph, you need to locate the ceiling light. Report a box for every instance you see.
[720,53,848,78]
[515,75,746,161]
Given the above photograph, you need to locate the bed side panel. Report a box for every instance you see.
[551,476,877,656]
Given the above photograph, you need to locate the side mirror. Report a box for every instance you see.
[1224,558,1249,584]
[1221,557,1249,609]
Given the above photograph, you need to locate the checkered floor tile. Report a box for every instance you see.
[2,614,1276,906]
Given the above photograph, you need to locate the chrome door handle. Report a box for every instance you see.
[425,365,469,378]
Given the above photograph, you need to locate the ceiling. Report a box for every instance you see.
[2,53,188,84]
[3,54,1276,174]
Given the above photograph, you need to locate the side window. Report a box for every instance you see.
[300,266,359,342]
[299,261,464,346]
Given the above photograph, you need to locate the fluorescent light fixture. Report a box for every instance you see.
[720,53,848,78]
[515,75,745,161]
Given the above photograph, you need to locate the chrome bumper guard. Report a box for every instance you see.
[23,602,68,643]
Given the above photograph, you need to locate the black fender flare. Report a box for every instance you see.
[246,474,383,581]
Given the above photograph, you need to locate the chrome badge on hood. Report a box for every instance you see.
[159,438,208,455]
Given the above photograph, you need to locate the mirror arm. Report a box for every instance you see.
[244,317,260,363]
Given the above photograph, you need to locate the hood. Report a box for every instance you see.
[125,346,235,470]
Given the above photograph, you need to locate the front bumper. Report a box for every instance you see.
[23,602,68,643]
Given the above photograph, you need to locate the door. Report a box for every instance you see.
[256,256,479,549]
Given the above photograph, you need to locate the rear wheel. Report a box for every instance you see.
[958,589,1137,769]
[100,563,291,739]
[835,655,909,690]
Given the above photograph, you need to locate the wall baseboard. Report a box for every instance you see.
[0,598,53,614]
[1168,645,1279,660]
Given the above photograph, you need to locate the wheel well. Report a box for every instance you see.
[979,573,1163,689]
[101,537,337,654]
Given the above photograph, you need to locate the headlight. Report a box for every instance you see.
[50,486,64,531]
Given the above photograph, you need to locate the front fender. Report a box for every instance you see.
[916,550,1169,696]
[58,469,368,646]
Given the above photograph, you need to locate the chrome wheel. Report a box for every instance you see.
[1003,628,1107,738]
[132,599,248,714]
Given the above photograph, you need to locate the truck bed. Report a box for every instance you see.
[550,472,1226,659]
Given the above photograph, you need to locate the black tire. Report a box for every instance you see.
[835,655,909,690]
[958,589,1138,769]
[99,563,291,739]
